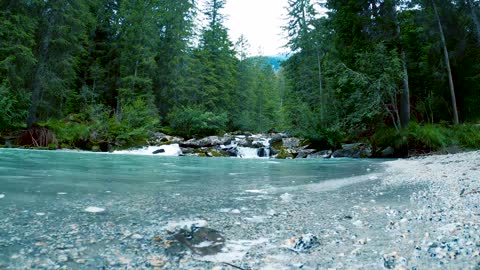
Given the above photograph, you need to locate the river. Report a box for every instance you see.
[0,148,404,269]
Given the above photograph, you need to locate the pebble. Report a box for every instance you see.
[352,220,363,227]
[84,206,105,213]
[147,255,167,268]
[285,234,320,253]
[131,234,143,240]
[57,255,68,263]
[75,259,86,264]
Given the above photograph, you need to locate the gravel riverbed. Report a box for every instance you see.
[0,152,479,269]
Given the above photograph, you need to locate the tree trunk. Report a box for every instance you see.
[316,50,324,125]
[393,3,411,129]
[399,49,410,128]
[432,0,459,125]
[27,24,51,129]
[467,0,480,44]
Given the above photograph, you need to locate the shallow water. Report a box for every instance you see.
[0,148,395,269]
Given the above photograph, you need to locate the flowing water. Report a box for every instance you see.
[0,148,405,269]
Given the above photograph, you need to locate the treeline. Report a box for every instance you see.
[2,0,480,152]
[0,0,282,147]
[283,0,480,151]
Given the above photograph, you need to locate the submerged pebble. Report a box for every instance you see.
[84,207,105,213]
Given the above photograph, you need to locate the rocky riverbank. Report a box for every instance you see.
[143,132,392,159]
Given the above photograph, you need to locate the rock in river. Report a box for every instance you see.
[285,233,320,253]
[172,225,226,256]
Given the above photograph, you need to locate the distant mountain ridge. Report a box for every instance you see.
[247,55,289,71]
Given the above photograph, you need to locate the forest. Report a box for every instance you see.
[1,0,480,154]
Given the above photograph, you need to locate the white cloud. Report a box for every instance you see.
[223,0,289,56]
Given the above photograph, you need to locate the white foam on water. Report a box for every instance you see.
[275,173,383,194]
[112,144,182,156]
[0,194,5,199]
[57,192,67,195]
[245,216,266,223]
[230,209,241,214]
[194,240,216,248]
[163,219,208,232]
[84,206,105,213]
[200,238,269,263]
[237,147,260,158]
[245,189,268,194]
[280,193,293,203]
[36,212,46,216]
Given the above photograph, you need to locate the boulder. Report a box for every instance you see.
[173,226,225,256]
[276,148,296,159]
[307,150,332,159]
[148,133,184,146]
[269,134,283,146]
[269,146,279,156]
[282,137,300,148]
[198,136,232,147]
[380,146,395,158]
[180,135,233,148]
[257,147,269,157]
[295,149,316,159]
[152,149,166,155]
[332,143,372,158]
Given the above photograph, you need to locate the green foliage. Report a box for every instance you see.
[450,124,480,149]
[407,123,450,150]
[44,119,91,148]
[303,127,343,150]
[167,107,227,138]
[0,83,30,131]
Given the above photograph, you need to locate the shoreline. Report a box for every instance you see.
[377,151,480,269]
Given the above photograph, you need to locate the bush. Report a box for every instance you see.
[44,119,90,148]
[167,107,228,138]
[116,98,160,144]
[0,83,30,131]
[302,127,343,150]
[407,122,450,151]
[369,127,406,155]
[450,124,480,149]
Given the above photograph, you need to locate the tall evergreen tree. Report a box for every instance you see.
[25,0,91,128]
[193,0,238,114]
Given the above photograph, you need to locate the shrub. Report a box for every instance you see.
[44,119,90,148]
[167,107,228,138]
[450,124,480,149]
[302,127,343,150]
[0,83,30,131]
[407,122,450,151]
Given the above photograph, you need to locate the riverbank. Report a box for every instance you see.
[376,150,480,269]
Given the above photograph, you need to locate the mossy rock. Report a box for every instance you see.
[91,145,101,152]
[276,148,294,159]
[208,150,229,157]
[160,140,173,146]
[271,140,283,150]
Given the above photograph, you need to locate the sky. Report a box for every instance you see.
[222,0,290,56]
